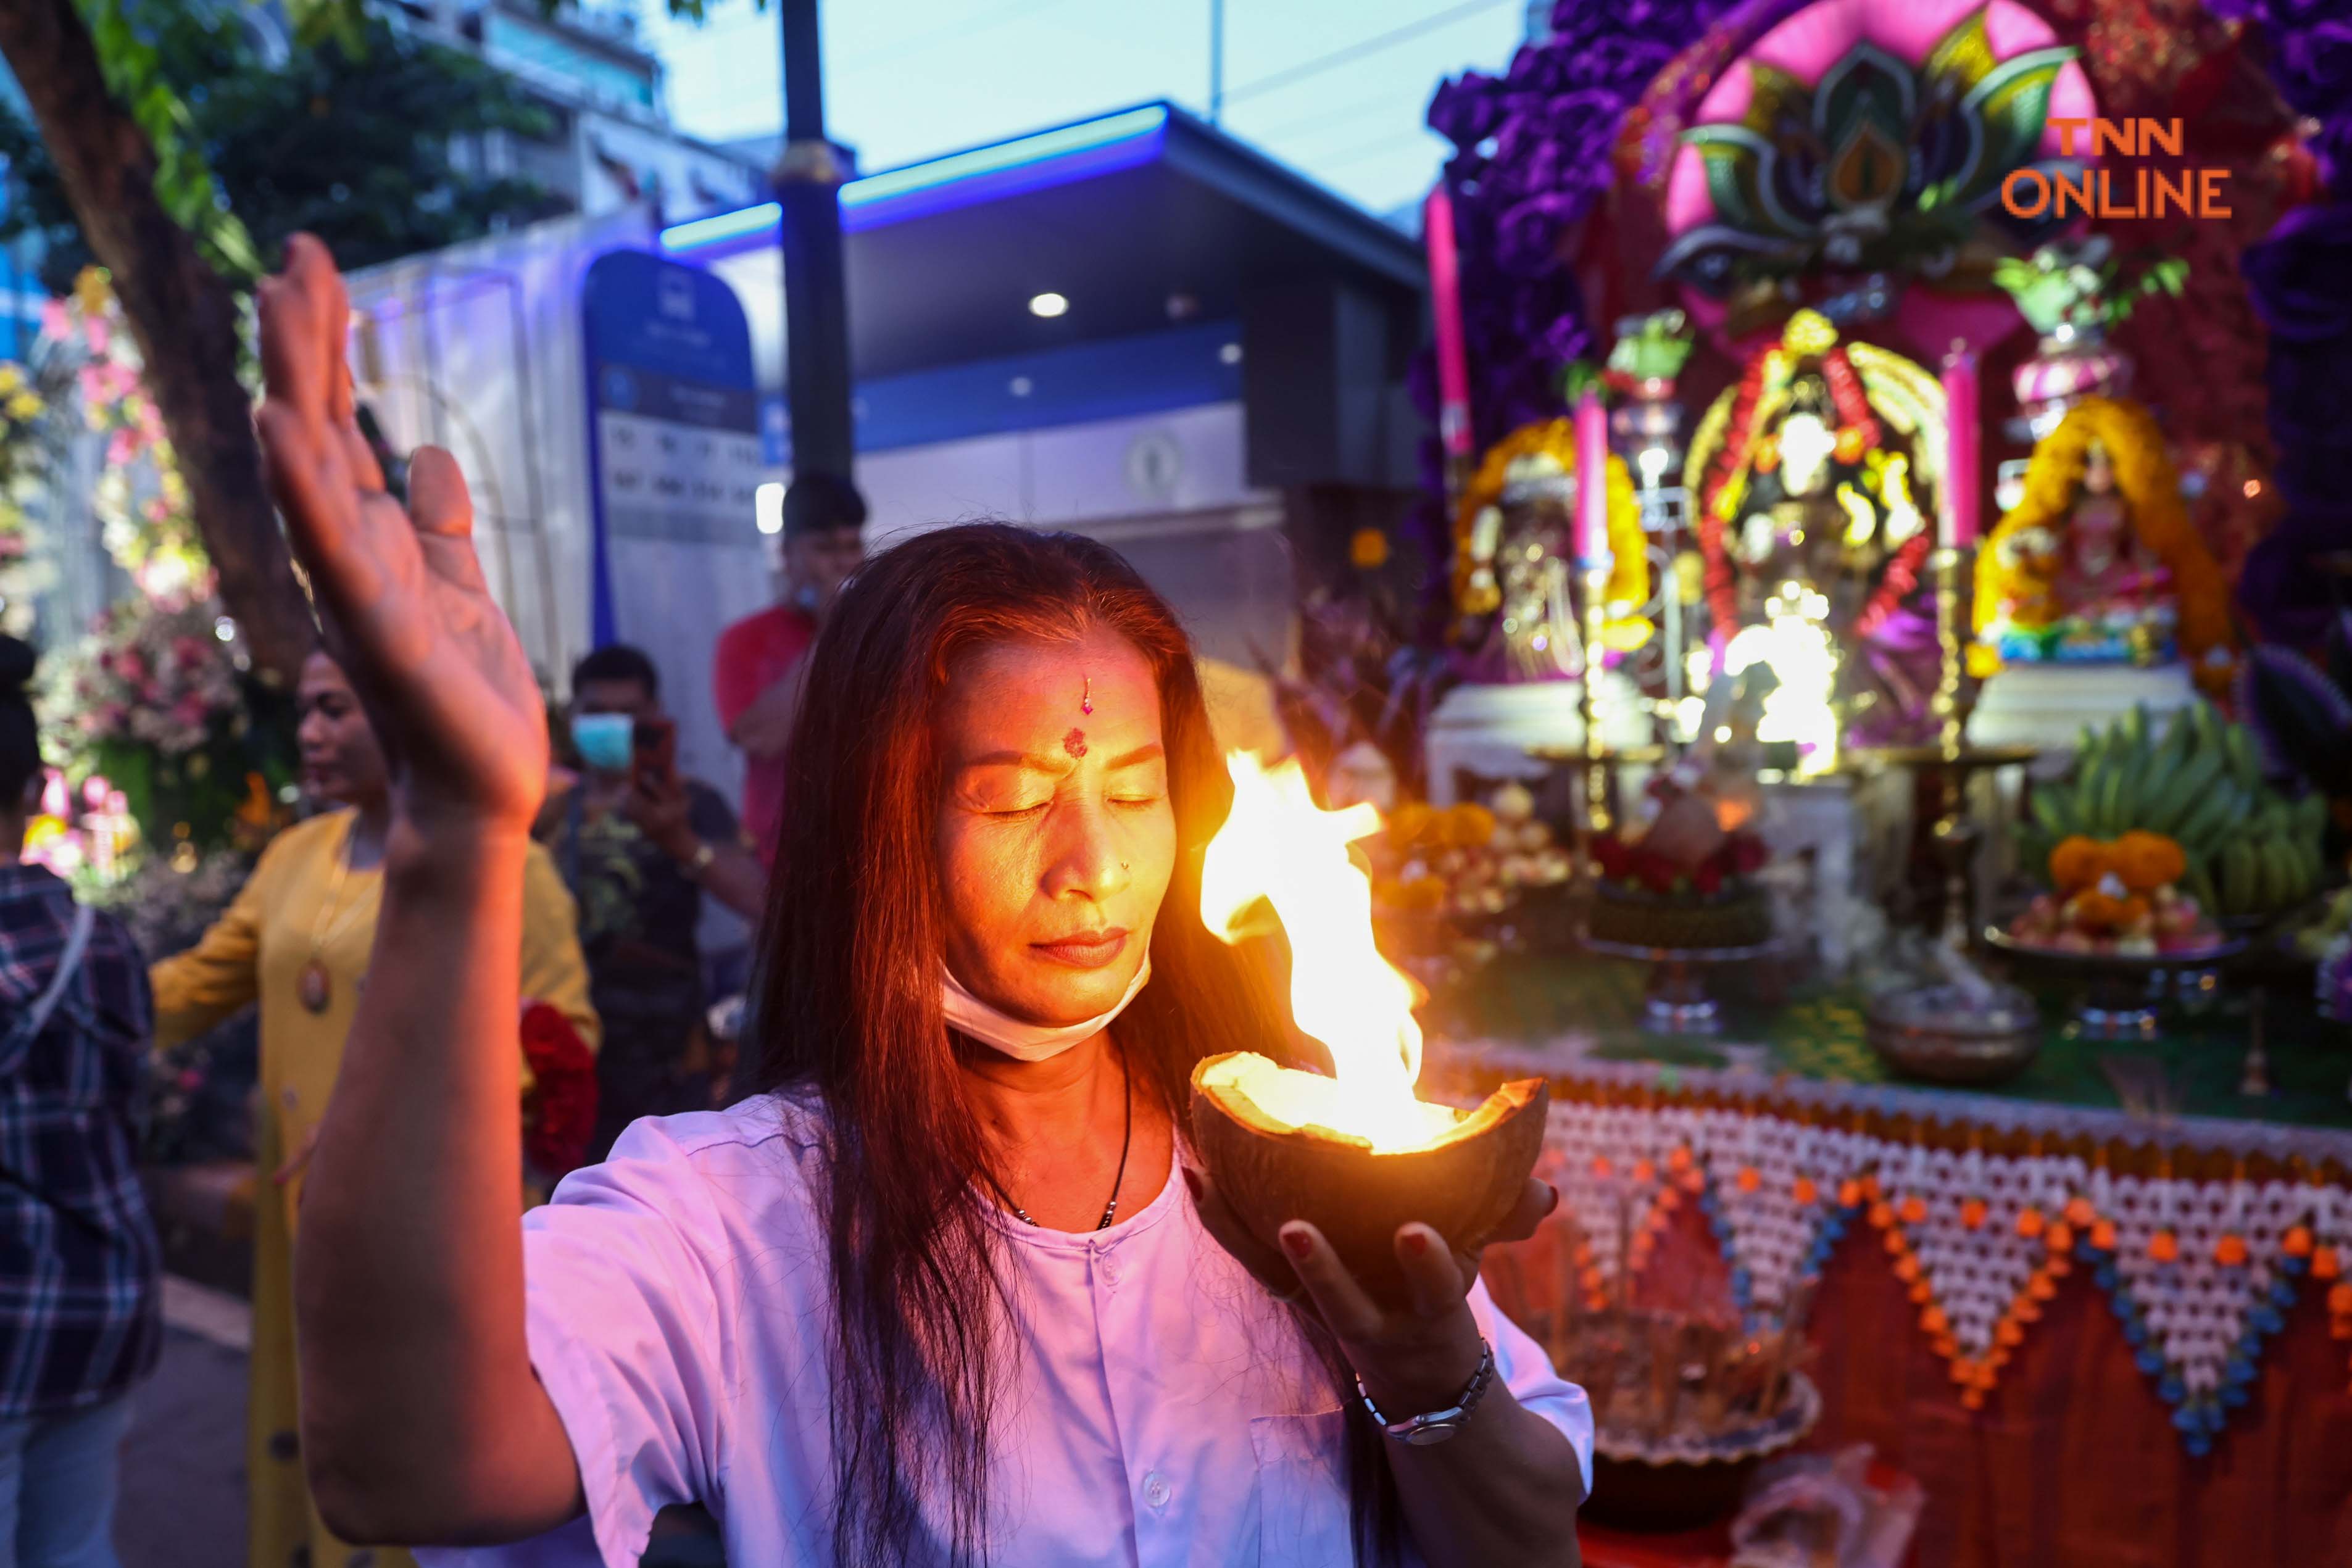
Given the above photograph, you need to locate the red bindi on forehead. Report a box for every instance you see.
[1063,728,1087,758]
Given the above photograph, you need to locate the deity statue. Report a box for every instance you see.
[1452,418,1651,681]
[1972,397,2233,681]
[1686,311,1948,755]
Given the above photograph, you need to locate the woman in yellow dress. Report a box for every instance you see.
[151,650,599,1568]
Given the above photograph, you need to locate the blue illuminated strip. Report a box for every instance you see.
[659,104,1170,253]
[659,201,781,252]
[839,105,1167,228]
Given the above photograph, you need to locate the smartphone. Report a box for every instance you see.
[631,717,678,792]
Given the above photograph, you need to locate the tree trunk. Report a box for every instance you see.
[0,0,312,681]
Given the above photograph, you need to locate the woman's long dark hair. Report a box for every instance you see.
[0,636,39,806]
[752,523,1402,1566]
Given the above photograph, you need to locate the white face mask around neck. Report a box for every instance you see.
[941,955,1152,1062]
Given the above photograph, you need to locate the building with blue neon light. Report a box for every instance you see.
[342,99,1430,816]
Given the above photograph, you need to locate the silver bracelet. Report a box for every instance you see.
[1357,1339,1495,1446]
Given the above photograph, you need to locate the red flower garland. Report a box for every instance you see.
[1698,353,1772,633]
[1697,344,1920,644]
[1594,829,1770,896]
[522,1002,598,1179]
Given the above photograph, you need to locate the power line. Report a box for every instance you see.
[1221,0,1511,109]
[1239,88,1406,146]
[837,0,1081,73]
[1313,123,1447,173]
[675,0,1081,126]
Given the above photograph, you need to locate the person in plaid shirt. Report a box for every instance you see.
[0,634,159,1566]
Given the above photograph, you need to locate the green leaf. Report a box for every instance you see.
[1560,360,1605,404]
[1953,46,2080,209]
[1685,126,1806,240]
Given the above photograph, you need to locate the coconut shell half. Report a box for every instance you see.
[1189,1052,1550,1305]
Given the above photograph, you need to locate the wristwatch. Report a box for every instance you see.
[1357,1339,1495,1446]
[683,841,717,879]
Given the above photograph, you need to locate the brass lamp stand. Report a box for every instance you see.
[1927,544,1978,950]
[1581,560,1614,849]
[1852,546,2034,948]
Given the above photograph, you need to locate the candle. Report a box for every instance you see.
[1424,186,1473,460]
[1940,343,1980,549]
[1574,386,1610,566]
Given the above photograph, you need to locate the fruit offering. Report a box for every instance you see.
[2006,831,2225,957]
[1369,784,1573,922]
[2298,887,2352,1021]
[2295,886,2352,963]
[2021,701,2329,922]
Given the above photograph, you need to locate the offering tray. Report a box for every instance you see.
[1587,1371,1822,1532]
[1578,932,1785,1036]
[1985,927,2248,1041]
[1864,980,2042,1085]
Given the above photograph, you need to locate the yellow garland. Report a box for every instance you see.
[1971,396,2235,686]
[1453,417,1652,649]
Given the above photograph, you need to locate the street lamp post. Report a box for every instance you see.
[775,0,854,485]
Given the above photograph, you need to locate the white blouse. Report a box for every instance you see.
[419,1096,1594,1567]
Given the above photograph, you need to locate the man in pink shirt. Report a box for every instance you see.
[712,473,866,861]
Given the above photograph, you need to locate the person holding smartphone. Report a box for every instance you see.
[711,472,866,863]
[552,644,764,1161]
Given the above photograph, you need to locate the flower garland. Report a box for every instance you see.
[1690,316,1934,643]
[1972,396,2237,685]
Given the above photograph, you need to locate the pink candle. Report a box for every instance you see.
[1940,343,1980,548]
[1574,387,1610,565]
[1424,187,1473,460]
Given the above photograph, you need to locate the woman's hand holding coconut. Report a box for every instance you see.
[1186,1163,1559,1425]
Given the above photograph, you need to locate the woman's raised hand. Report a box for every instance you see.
[257,235,547,835]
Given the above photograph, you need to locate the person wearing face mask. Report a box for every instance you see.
[544,644,762,1161]
[252,237,1590,1568]
[149,649,600,1568]
[711,471,865,863]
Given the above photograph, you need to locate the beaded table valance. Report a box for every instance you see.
[1440,1040,2352,1454]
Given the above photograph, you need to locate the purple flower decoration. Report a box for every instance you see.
[2218,4,2352,643]
[2243,195,2352,343]
[1415,0,1750,515]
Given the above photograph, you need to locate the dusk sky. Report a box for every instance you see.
[640,0,1534,218]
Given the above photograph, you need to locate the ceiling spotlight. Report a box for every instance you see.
[1219,342,1242,365]
[1028,291,1069,318]
[1165,291,1200,321]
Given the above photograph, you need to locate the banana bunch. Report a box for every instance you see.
[2216,794,2330,918]
[2024,702,2327,917]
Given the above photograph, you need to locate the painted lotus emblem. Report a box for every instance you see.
[1658,3,2092,297]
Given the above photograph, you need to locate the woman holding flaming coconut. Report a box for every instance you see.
[260,236,1590,1566]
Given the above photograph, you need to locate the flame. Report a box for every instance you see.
[1199,752,1458,1152]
